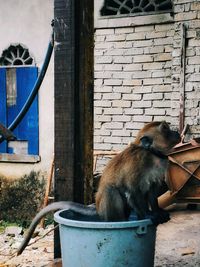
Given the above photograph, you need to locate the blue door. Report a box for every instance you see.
[0,67,39,155]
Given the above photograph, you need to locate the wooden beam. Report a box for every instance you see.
[54,0,93,258]
[54,0,75,205]
[74,0,94,205]
[179,23,186,133]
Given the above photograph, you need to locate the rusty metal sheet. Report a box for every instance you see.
[167,140,200,198]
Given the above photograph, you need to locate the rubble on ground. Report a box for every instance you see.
[0,208,199,267]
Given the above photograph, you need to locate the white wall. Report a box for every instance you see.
[0,0,54,179]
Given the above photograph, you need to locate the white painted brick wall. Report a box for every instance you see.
[94,0,200,171]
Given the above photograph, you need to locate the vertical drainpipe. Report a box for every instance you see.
[179,23,186,134]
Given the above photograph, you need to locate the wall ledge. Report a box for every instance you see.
[0,153,41,163]
[95,12,174,29]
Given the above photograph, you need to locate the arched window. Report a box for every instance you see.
[101,0,173,16]
[0,44,35,66]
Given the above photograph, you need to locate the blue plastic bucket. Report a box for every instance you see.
[54,210,156,267]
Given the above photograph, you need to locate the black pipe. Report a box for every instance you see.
[0,30,54,143]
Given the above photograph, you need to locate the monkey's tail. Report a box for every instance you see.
[17,201,96,256]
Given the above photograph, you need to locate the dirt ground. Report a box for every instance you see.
[0,206,199,267]
[154,206,200,267]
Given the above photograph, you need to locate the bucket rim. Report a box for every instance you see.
[54,209,153,229]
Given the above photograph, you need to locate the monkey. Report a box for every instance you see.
[17,121,180,255]
[95,121,181,223]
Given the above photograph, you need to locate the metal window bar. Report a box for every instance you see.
[101,0,173,16]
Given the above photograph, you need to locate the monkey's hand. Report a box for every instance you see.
[151,208,170,226]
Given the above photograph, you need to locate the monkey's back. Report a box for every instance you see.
[96,143,167,199]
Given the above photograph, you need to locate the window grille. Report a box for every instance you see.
[101,0,173,16]
[0,44,35,66]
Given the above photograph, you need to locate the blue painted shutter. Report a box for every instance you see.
[16,67,38,155]
[18,67,39,155]
[0,68,7,152]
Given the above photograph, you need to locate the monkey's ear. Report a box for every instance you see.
[159,121,169,132]
[140,136,153,149]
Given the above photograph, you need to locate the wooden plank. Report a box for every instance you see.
[54,0,75,258]
[93,150,120,173]
[40,158,55,228]
[54,0,93,258]
[94,150,120,156]
[179,23,186,133]
[74,0,94,205]
[54,0,75,203]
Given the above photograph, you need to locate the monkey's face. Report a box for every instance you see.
[135,121,181,154]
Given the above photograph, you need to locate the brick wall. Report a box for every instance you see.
[94,0,200,172]
[172,1,200,132]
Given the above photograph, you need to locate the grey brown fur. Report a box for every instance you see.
[95,121,180,222]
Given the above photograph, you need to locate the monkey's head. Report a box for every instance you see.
[134,121,181,154]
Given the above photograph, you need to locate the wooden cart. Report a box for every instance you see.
[159,139,200,208]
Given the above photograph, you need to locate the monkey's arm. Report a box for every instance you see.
[148,186,170,225]
[17,201,96,255]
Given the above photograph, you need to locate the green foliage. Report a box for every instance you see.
[0,171,45,227]
[0,220,19,233]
